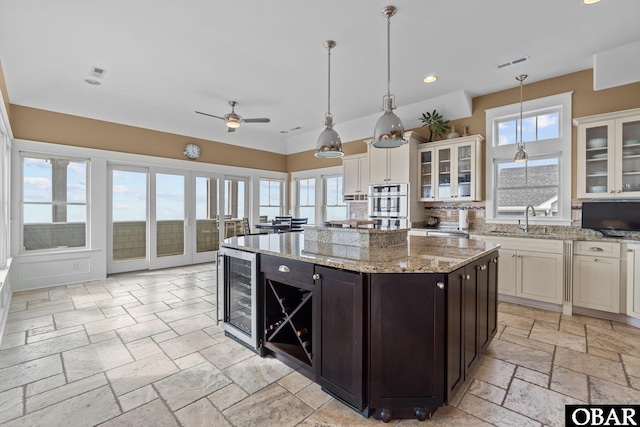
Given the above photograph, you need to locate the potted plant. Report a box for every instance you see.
[419,110,450,142]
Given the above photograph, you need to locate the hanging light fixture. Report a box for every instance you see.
[315,40,343,158]
[513,74,529,163]
[371,6,405,149]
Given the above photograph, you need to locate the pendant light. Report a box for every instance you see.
[513,74,529,163]
[315,40,343,158]
[371,5,405,149]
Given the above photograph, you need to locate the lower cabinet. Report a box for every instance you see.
[627,243,640,319]
[573,241,621,314]
[260,252,499,421]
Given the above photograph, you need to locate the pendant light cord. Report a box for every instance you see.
[327,45,331,115]
[386,15,391,97]
[517,74,527,149]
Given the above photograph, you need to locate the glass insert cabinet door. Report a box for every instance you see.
[583,123,613,196]
[456,144,473,198]
[418,148,435,200]
[619,119,640,194]
[437,147,451,199]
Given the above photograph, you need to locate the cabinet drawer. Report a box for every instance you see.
[480,236,564,254]
[574,241,620,258]
[261,254,314,286]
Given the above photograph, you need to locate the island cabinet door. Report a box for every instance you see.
[369,273,446,420]
[314,266,365,412]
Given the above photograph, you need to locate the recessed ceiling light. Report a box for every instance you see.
[583,0,601,4]
[84,78,101,85]
[290,126,302,131]
[423,75,438,83]
[280,130,289,134]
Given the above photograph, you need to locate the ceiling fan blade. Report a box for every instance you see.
[227,127,236,133]
[242,118,271,123]
[195,111,226,120]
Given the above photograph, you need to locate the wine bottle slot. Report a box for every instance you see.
[296,328,308,337]
[302,340,311,350]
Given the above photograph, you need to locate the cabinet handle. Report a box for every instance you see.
[610,190,615,193]
[512,254,517,257]
[589,247,604,252]
[312,273,320,280]
[465,274,471,280]
[437,282,445,289]
[492,258,498,263]
[593,258,598,262]
[617,190,622,193]
[278,265,290,273]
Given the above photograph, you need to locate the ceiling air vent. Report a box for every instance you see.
[89,66,106,78]
[497,55,530,69]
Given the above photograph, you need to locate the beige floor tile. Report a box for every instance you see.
[499,332,556,354]
[612,321,640,336]
[587,345,620,361]
[158,330,217,360]
[26,325,85,344]
[458,393,541,427]
[169,313,217,335]
[559,318,587,337]
[107,352,179,396]
[208,383,249,411]
[503,379,584,427]
[155,301,216,323]
[590,377,640,404]
[152,330,179,343]
[62,337,134,381]
[118,385,159,412]
[89,330,118,343]
[499,303,560,325]
[223,355,293,395]
[200,338,255,370]
[529,323,586,352]
[567,313,612,329]
[100,399,177,427]
[5,302,75,323]
[295,382,332,409]
[126,336,163,360]
[502,326,531,337]
[0,332,24,350]
[174,352,208,370]
[0,388,23,424]
[2,385,120,427]
[0,354,62,393]
[467,379,506,404]
[515,366,549,388]
[116,318,171,343]
[84,313,136,336]
[621,353,640,377]
[26,373,66,397]
[471,355,516,389]
[3,315,53,335]
[485,339,553,374]
[223,383,314,427]
[126,301,171,319]
[554,347,627,386]
[550,366,588,402]
[154,361,232,411]
[26,373,107,413]
[587,324,640,356]
[499,312,534,330]
[278,370,314,394]
[176,398,231,427]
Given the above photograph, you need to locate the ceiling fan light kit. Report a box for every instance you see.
[316,40,344,158]
[195,100,270,133]
[371,5,406,149]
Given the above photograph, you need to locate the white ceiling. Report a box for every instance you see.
[1,0,639,155]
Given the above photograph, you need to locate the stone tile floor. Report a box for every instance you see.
[1,263,640,426]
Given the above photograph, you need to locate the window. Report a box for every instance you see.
[485,92,572,224]
[223,178,246,219]
[296,178,315,224]
[324,175,347,221]
[0,128,10,267]
[22,154,89,251]
[259,178,283,221]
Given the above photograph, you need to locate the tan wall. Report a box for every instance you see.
[9,105,288,172]
[287,138,369,172]
[0,61,9,121]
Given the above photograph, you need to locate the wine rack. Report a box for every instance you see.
[264,278,313,367]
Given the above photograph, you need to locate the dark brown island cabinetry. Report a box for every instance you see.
[259,251,498,422]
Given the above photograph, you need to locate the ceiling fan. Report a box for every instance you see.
[195,101,270,132]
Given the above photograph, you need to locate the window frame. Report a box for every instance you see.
[258,178,284,221]
[291,166,342,225]
[20,152,91,253]
[485,92,572,225]
[323,174,347,222]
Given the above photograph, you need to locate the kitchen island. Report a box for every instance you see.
[221,232,499,422]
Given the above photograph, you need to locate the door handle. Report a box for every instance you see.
[437,282,445,289]
[313,273,320,280]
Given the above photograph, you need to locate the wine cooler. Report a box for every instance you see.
[220,247,261,353]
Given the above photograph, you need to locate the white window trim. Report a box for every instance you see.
[291,166,342,224]
[485,92,573,226]
[259,177,285,218]
[323,173,347,221]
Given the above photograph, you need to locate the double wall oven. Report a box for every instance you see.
[368,183,409,229]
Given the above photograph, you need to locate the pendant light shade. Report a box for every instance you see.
[371,6,406,149]
[513,74,529,163]
[315,40,343,158]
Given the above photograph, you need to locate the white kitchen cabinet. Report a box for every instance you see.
[573,255,620,313]
[367,131,426,184]
[627,243,640,320]
[342,154,369,197]
[575,108,640,198]
[472,235,564,305]
[416,135,483,202]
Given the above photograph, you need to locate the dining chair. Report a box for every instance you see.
[241,218,268,236]
[290,218,308,232]
[274,216,292,232]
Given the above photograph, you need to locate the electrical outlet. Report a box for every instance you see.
[72,260,79,271]
[447,210,451,217]
[476,210,484,219]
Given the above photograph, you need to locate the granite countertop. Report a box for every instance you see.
[221,232,499,274]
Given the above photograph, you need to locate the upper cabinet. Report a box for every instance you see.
[418,135,484,202]
[342,154,369,198]
[575,108,640,199]
[367,131,426,185]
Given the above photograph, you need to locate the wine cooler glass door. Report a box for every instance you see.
[221,248,258,350]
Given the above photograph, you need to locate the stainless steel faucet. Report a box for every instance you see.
[519,205,536,232]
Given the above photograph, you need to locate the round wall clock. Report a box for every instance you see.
[183,143,201,160]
